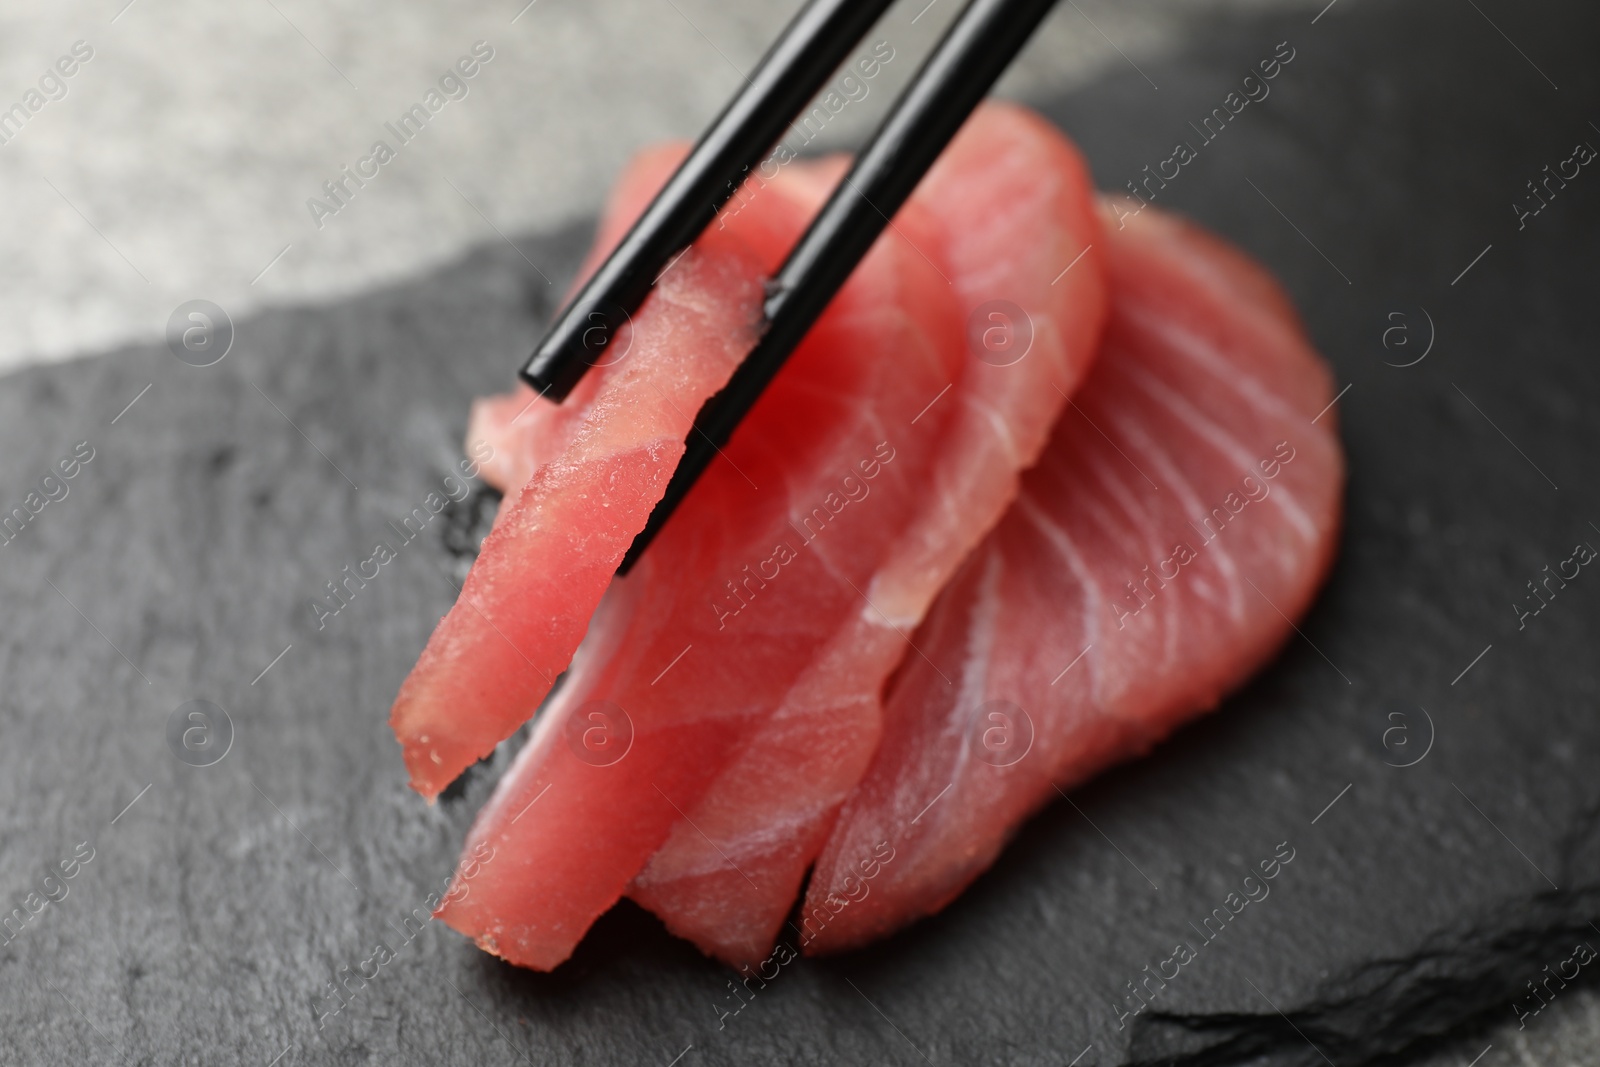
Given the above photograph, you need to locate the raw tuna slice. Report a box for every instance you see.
[436,157,968,970]
[470,142,817,494]
[802,200,1344,952]
[627,103,1107,967]
[388,160,779,799]
[466,143,692,494]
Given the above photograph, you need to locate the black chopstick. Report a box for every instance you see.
[616,0,1062,573]
[520,0,897,402]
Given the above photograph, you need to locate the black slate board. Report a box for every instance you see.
[3,1,1599,1063]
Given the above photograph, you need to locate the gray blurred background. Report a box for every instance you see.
[0,0,1297,373]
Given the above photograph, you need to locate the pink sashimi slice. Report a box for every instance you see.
[470,141,817,494]
[436,159,968,970]
[801,200,1345,953]
[626,103,1108,967]
[389,179,777,799]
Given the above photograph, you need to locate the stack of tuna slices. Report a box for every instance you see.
[389,103,1344,971]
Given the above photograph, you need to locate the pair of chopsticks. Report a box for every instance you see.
[521,0,1061,573]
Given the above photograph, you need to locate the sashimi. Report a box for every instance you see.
[802,200,1344,951]
[436,158,969,970]
[470,142,815,494]
[389,143,825,799]
[626,103,1107,967]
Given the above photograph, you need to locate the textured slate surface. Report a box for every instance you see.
[1,0,1597,1064]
